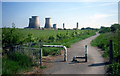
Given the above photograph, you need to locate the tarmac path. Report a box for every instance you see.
[45,33,106,74]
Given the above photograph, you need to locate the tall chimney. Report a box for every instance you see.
[63,23,65,29]
[77,22,78,29]
[45,18,52,28]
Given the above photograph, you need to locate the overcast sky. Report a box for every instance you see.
[2,0,119,29]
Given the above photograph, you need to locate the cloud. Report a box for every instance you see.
[91,14,114,20]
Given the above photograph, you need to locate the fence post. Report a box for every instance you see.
[109,40,113,64]
[40,47,42,67]
[85,45,87,62]
[40,40,42,67]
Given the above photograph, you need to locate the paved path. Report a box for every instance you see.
[45,33,106,74]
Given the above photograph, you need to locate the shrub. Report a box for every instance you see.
[107,62,120,75]
[48,35,56,42]
[2,58,20,74]
[8,52,32,68]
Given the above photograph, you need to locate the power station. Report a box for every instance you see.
[28,16,40,28]
[44,18,52,28]
[26,16,80,30]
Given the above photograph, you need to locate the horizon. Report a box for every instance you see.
[2,2,118,29]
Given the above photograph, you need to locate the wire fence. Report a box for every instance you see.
[13,42,62,65]
[13,42,41,64]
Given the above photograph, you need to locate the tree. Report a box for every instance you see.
[111,24,120,33]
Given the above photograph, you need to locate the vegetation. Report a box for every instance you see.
[2,52,32,74]
[2,26,96,74]
[91,24,120,75]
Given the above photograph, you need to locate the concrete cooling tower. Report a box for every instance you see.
[53,24,57,29]
[28,16,40,28]
[44,18,52,28]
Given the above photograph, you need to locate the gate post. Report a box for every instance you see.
[85,45,87,62]
[64,46,67,62]
[40,47,42,67]
[40,40,42,67]
[109,40,113,64]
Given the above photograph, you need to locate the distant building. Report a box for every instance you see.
[44,18,52,28]
[28,16,40,28]
[77,22,78,29]
[118,1,120,24]
[53,24,57,29]
[63,23,65,29]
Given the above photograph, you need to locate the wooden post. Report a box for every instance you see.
[85,45,87,62]
[40,40,42,67]
[109,40,113,64]
[40,48,42,67]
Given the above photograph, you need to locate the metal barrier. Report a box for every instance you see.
[72,45,88,62]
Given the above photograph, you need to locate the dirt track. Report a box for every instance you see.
[45,32,107,74]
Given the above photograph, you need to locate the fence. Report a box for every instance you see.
[13,42,64,67]
[13,42,41,64]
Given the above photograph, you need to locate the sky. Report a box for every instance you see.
[2,1,119,29]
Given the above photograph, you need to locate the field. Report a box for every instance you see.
[2,28,96,74]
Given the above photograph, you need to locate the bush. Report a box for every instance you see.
[2,28,23,49]
[8,52,32,68]
[48,35,56,42]
[2,52,33,74]
[2,58,20,74]
[107,62,120,75]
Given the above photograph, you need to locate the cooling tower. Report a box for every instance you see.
[29,18,33,28]
[53,24,57,29]
[28,16,40,28]
[44,18,52,28]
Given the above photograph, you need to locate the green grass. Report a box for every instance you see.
[2,52,33,75]
[40,66,47,69]
[91,32,120,75]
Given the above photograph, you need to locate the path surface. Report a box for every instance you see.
[45,33,106,74]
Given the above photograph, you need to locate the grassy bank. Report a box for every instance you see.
[91,28,120,75]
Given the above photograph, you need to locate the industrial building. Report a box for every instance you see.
[28,16,40,28]
[77,22,78,29]
[53,24,57,29]
[63,23,65,29]
[44,18,52,28]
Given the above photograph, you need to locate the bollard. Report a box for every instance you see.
[85,45,87,62]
